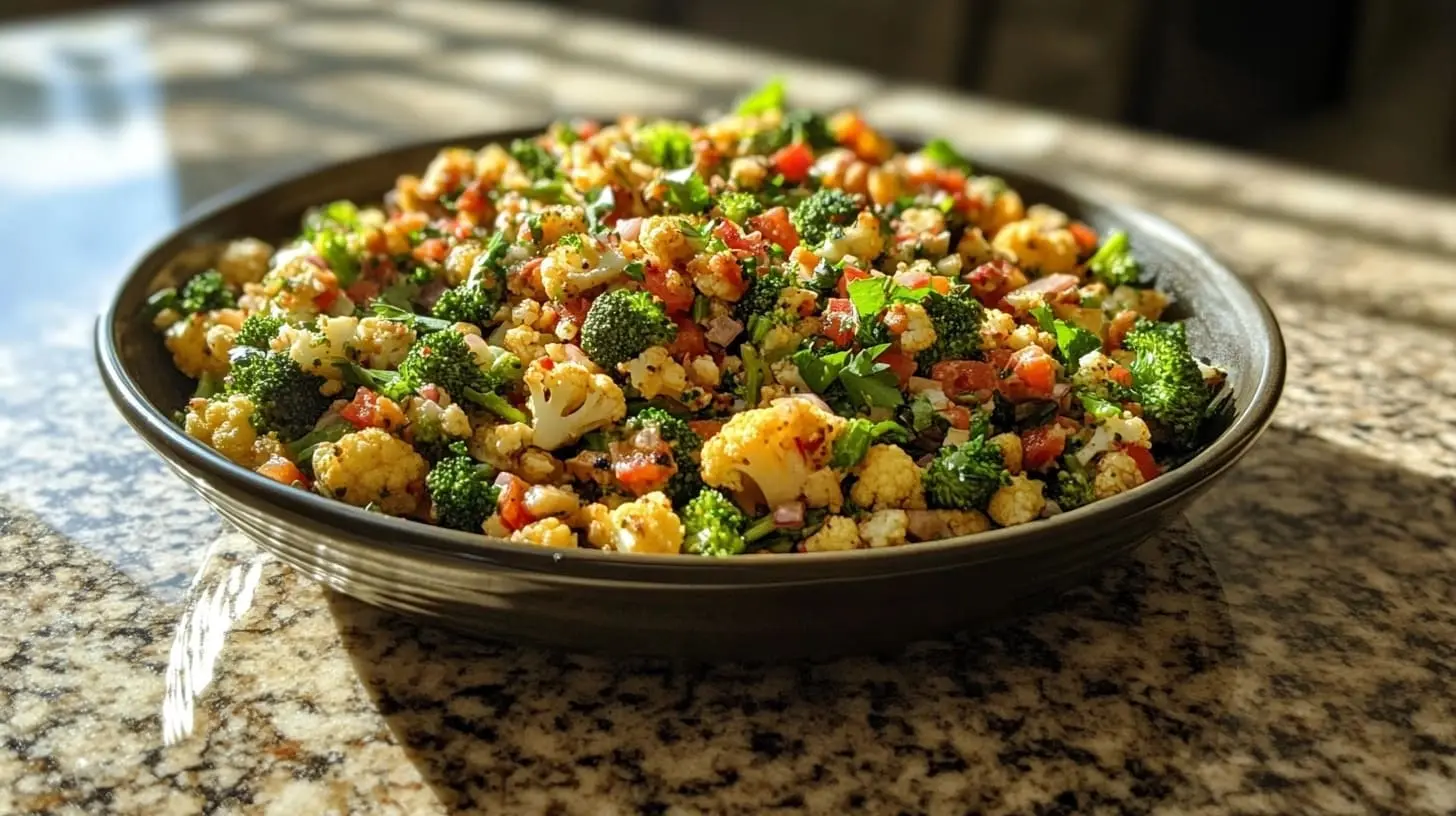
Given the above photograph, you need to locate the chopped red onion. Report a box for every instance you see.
[704,315,743,347]
[616,217,643,242]
[772,501,806,528]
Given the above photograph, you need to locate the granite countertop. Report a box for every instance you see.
[3,1,1456,814]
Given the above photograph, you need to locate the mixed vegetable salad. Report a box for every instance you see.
[147,80,1227,556]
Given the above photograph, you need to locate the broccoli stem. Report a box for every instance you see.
[744,513,779,543]
[286,420,351,461]
[193,371,224,399]
[372,302,454,333]
[740,344,765,406]
[464,388,528,424]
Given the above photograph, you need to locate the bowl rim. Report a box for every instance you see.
[96,125,1286,582]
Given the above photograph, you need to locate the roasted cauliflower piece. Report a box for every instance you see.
[700,398,845,509]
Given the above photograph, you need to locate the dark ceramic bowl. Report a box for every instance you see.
[97,127,1284,660]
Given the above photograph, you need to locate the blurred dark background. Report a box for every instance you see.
[7,0,1455,194]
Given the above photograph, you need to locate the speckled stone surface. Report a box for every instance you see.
[2,1,1456,814]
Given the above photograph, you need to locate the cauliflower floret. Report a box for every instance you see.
[1007,323,1056,353]
[165,313,233,378]
[353,316,415,369]
[957,228,995,266]
[979,308,1016,351]
[851,445,927,510]
[573,502,616,549]
[503,325,553,363]
[905,509,991,541]
[976,185,1024,236]
[987,474,1047,527]
[1074,412,1152,466]
[510,517,578,549]
[1072,350,1121,395]
[1093,450,1147,499]
[859,509,910,548]
[540,235,628,301]
[524,358,627,451]
[259,255,338,320]
[759,317,817,362]
[638,216,699,268]
[619,346,689,400]
[468,422,534,470]
[598,492,684,555]
[483,513,511,538]
[687,355,721,389]
[532,205,590,246]
[728,156,768,189]
[1107,284,1170,321]
[216,237,273,286]
[404,395,470,447]
[441,240,486,287]
[818,210,885,263]
[700,398,845,509]
[769,359,808,392]
[418,147,476,199]
[183,394,282,468]
[802,516,861,552]
[509,298,547,330]
[896,207,952,257]
[991,219,1079,274]
[522,484,581,518]
[311,428,428,515]
[276,315,359,378]
[687,251,748,301]
[802,467,845,512]
[883,302,937,354]
[989,432,1023,475]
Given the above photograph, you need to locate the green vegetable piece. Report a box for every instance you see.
[661,166,712,214]
[830,418,910,469]
[635,122,695,169]
[716,190,762,225]
[682,488,748,557]
[224,350,332,441]
[735,77,786,117]
[838,343,903,410]
[921,138,973,173]
[915,289,983,367]
[578,289,677,370]
[791,188,860,248]
[509,138,557,181]
[1122,319,1212,448]
[923,435,1008,510]
[426,444,500,532]
[235,314,283,350]
[1087,230,1142,288]
[625,407,704,506]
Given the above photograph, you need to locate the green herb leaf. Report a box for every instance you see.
[790,347,848,393]
[839,343,903,409]
[736,77,787,116]
[908,394,938,432]
[830,418,911,469]
[585,186,616,233]
[845,276,930,321]
[623,260,646,281]
[662,166,712,214]
[1054,321,1102,371]
[922,138,972,173]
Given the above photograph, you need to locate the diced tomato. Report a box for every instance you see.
[613,451,677,496]
[771,142,815,184]
[643,265,696,314]
[688,420,724,440]
[715,219,764,255]
[820,298,858,347]
[1003,346,1058,401]
[413,237,449,263]
[1123,444,1162,482]
[748,207,799,252]
[558,297,591,331]
[340,388,404,430]
[574,120,602,139]
[345,279,380,305]
[877,349,917,385]
[1109,365,1134,388]
[1068,222,1099,255]
[836,265,871,297]
[941,405,971,430]
[539,357,555,371]
[963,259,1014,304]
[456,182,488,217]
[891,268,954,295]
[497,476,534,532]
[931,360,999,397]
[313,288,341,311]
[935,168,967,194]
[1021,425,1067,471]
[667,317,708,358]
[256,455,307,488]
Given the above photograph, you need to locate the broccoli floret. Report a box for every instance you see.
[224,350,331,440]
[432,233,508,325]
[915,290,984,367]
[624,407,703,506]
[145,270,236,320]
[426,443,500,532]
[302,201,363,285]
[791,189,861,247]
[578,289,677,370]
[509,138,557,181]
[394,329,486,401]
[923,435,1008,510]
[235,314,284,350]
[734,271,792,321]
[754,109,835,153]
[681,488,747,556]
[681,488,779,556]
[802,259,842,298]
[1051,456,1095,511]
[634,122,695,169]
[285,420,351,464]
[716,191,762,225]
[180,270,235,314]
[1122,319,1211,448]
[1087,230,1142,288]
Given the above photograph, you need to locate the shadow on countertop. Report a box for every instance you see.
[329,425,1456,814]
